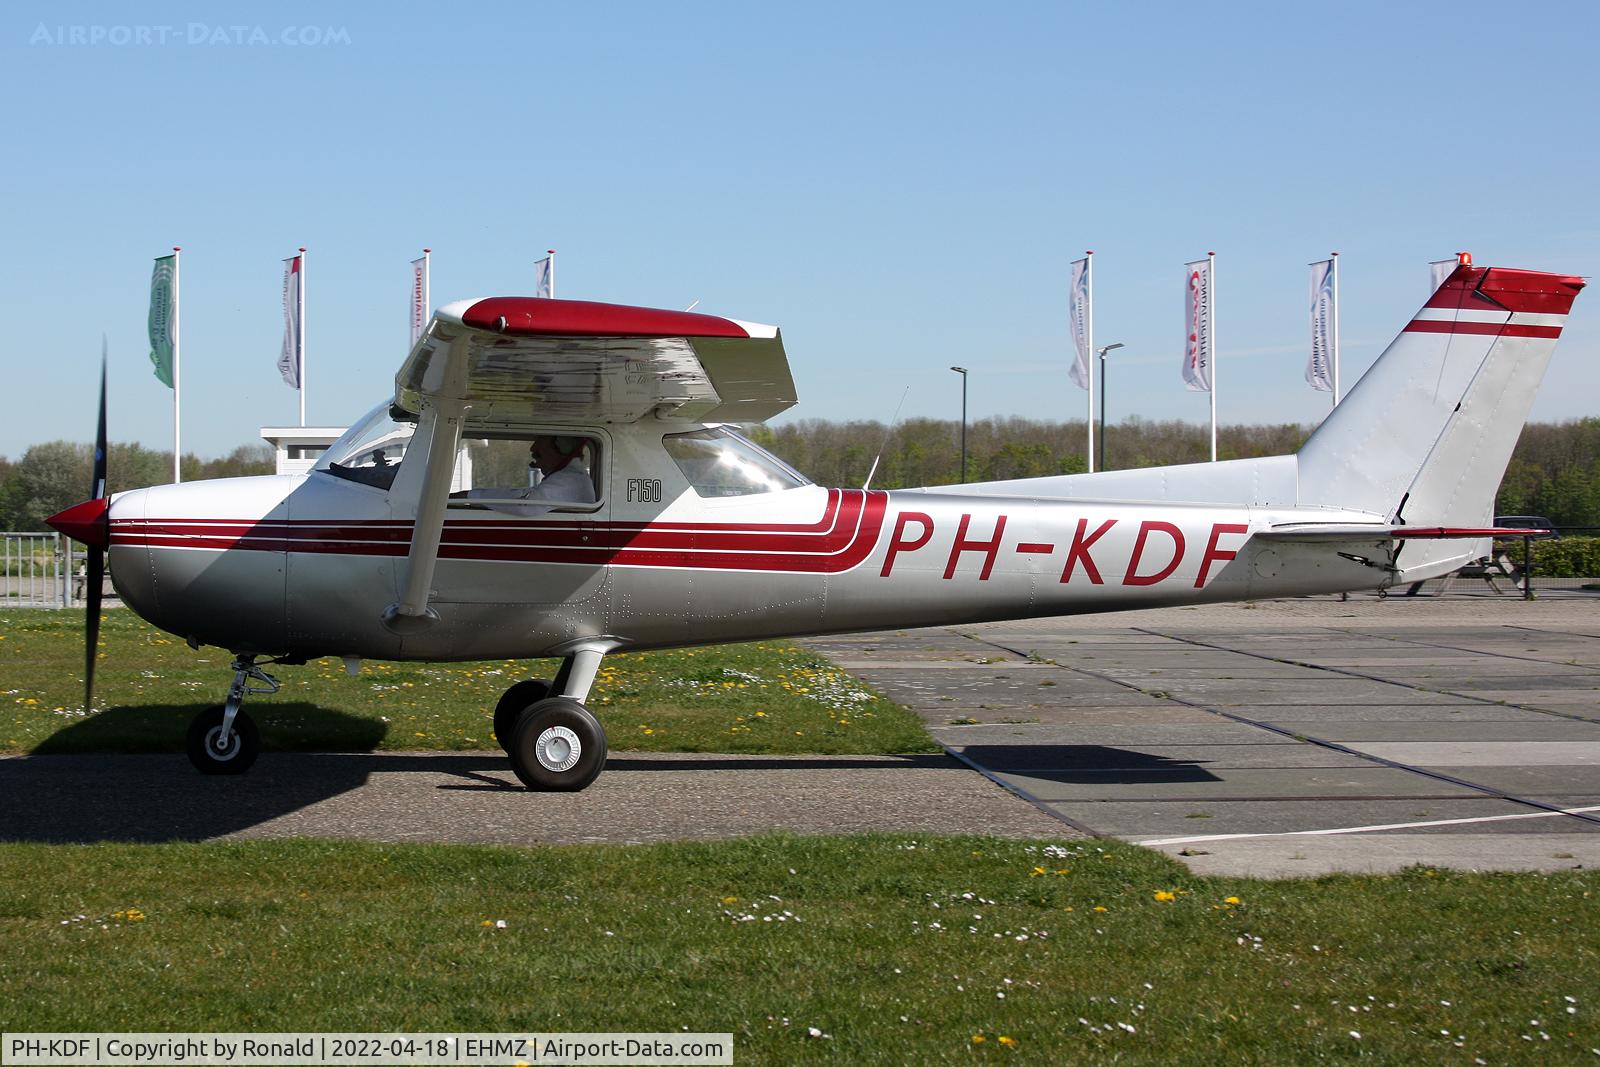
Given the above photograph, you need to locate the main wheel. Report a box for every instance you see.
[506,697,607,791]
[186,705,260,775]
[493,679,551,752]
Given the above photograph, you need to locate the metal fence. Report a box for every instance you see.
[1,532,77,608]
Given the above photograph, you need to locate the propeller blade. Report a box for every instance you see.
[84,342,108,710]
[91,339,107,499]
[84,544,103,710]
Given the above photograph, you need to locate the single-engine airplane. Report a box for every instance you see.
[48,262,1583,790]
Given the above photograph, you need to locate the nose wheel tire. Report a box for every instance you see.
[185,705,260,775]
[506,697,607,792]
[492,679,551,753]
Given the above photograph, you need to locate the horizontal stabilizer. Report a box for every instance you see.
[1255,524,1549,543]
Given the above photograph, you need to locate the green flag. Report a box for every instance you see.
[148,255,176,388]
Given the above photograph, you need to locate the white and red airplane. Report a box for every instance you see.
[48,263,1582,790]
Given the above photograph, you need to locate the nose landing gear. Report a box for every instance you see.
[186,655,277,775]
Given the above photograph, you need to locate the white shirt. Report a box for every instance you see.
[462,463,596,515]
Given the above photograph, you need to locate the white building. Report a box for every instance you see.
[259,426,347,477]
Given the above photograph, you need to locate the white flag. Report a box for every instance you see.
[1306,259,1335,392]
[410,255,428,346]
[1067,257,1091,390]
[1181,258,1213,392]
[279,254,303,389]
[1429,258,1457,294]
[534,254,553,298]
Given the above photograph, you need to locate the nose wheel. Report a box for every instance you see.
[185,655,276,775]
[186,705,260,774]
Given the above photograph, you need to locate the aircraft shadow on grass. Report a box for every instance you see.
[7,702,389,844]
[2,706,973,841]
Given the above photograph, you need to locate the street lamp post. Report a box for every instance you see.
[1096,343,1123,472]
[950,366,968,483]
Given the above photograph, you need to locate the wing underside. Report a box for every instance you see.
[395,297,797,426]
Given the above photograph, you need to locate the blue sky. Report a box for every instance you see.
[4,1,1597,459]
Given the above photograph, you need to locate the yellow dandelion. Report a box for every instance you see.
[1029,866,1047,877]
[998,1035,1018,1048]
[1224,895,1241,905]
[643,728,654,735]
[971,1034,986,1045]
[721,896,738,905]
[1093,905,1107,913]
[1153,890,1176,903]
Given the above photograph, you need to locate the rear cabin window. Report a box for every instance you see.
[662,427,810,497]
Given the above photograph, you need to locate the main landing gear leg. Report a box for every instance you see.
[501,644,612,792]
[186,655,275,775]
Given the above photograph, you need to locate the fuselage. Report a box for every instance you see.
[104,413,1390,662]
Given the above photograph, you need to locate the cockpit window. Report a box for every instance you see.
[662,426,810,497]
[313,402,416,491]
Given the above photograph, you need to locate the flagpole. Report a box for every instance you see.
[548,248,556,299]
[298,246,307,427]
[1208,251,1217,462]
[1084,250,1096,473]
[1330,251,1341,409]
[172,246,182,483]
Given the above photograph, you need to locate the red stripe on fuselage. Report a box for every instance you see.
[110,490,889,575]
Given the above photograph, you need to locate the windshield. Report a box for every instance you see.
[313,402,416,490]
[663,426,810,497]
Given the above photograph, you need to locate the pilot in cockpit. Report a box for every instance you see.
[452,434,596,515]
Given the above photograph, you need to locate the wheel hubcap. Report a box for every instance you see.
[535,725,581,773]
[206,726,239,760]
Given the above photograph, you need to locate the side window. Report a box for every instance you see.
[663,426,810,498]
[453,431,604,513]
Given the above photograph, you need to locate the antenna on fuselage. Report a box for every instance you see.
[862,386,911,490]
[684,299,700,312]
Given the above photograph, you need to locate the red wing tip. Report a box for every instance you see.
[47,498,110,547]
[460,297,751,339]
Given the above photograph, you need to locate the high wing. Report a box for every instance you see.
[384,296,796,634]
[395,297,797,426]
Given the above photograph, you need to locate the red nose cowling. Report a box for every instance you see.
[46,497,110,548]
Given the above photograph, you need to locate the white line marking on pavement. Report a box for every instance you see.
[1137,804,1600,846]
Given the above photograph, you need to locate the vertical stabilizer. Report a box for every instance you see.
[1298,266,1582,523]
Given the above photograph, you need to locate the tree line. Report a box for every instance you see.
[0,443,273,531]
[747,416,1600,529]
[2,417,1597,530]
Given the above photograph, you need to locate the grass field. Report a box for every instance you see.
[0,610,937,756]
[7,610,1600,1063]
[1,835,1596,1064]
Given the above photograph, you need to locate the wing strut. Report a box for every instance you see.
[383,336,470,634]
